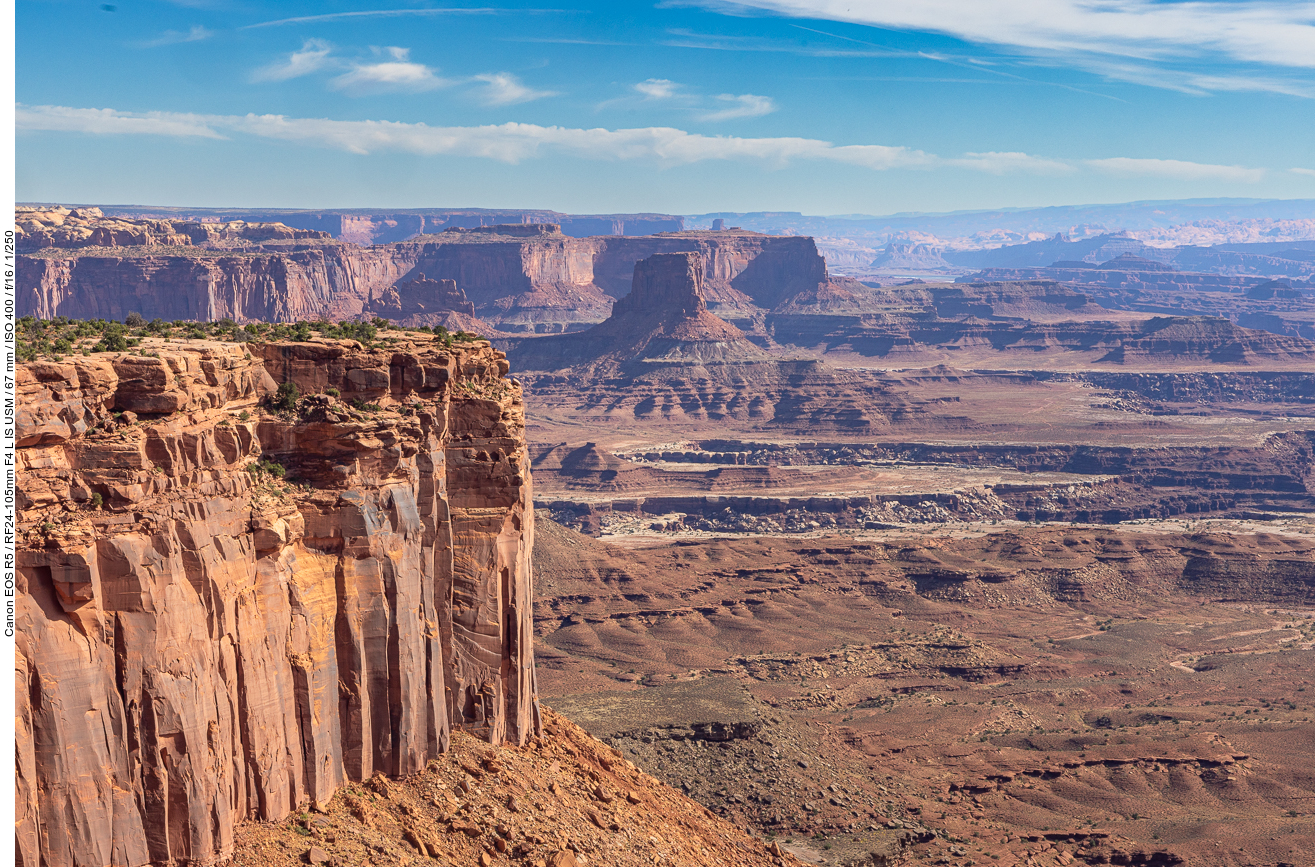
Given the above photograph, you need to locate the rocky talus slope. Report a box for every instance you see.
[232,708,798,867]
[15,336,538,867]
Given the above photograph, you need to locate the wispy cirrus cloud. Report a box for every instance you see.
[635,78,682,99]
[612,78,776,120]
[1087,157,1267,183]
[690,1,1315,96]
[699,93,777,120]
[471,72,557,105]
[1288,167,1315,177]
[329,47,451,95]
[242,7,504,29]
[251,39,334,82]
[706,0,1315,68]
[13,103,1272,185]
[140,25,213,48]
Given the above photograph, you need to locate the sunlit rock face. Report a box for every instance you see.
[15,336,537,867]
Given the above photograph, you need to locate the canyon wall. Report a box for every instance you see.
[98,207,685,244]
[19,246,421,324]
[18,224,836,333]
[15,336,536,867]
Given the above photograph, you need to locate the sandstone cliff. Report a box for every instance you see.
[506,253,926,433]
[20,245,420,324]
[18,212,843,335]
[364,271,489,333]
[16,334,537,867]
[16,206,331,251]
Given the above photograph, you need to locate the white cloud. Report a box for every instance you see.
[635,78,681,99]
[141,25,212,48]
[713,1,1315,70]
[15,104,226,139]
[15,104,936,165]
[1087,157,1266,183]
[329,48,450,95]
[16,103,1270,186]
[949,151,1074,175]
[699,93,777,120]
[1291,167,1315,177]
[471,72,557,105]
[252,39,334,82]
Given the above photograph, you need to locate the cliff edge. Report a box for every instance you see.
[16,333,537,867]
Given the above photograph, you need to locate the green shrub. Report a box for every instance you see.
[271,381,300,412]
[247,459,287,480]
[324,387,340,398]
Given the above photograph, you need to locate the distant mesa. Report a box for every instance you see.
[506,252,918,433]
[15,205,330,252]
[609,253,742,338]
[440,223,564,238]
[1097,316,1315,365]
[17,205,855,335]
[1245,279,1302,300]
[367,271,488,332]
[869,240,956,272]
[1097,253,1178,272]
[508,252,758,370]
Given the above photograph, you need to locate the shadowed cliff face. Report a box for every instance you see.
[15,336,537,867]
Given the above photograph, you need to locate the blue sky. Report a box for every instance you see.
[15,0,1315,214]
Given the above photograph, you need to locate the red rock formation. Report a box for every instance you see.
[365,272,489,332]
[506,253,912,433]
[16,206,330,252]
[19,245,420,324]
[601,252,746,344]
[15,336,536,867]
[18,219,841,334]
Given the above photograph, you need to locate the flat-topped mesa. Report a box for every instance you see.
[15,335,537,867]
[16,206,332,251]
[613,251,707,318]
[440,222,564,238]
[599,252,733,335]
[366,271,488,332]
[601,252,746,344]
[506,253,759,374]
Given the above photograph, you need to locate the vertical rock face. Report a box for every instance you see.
[18,225,836,333]
[15,337,536,867]
[611,252,707,319]
[20,246,421,324]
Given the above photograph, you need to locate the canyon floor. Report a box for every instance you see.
[519,332,1315,867]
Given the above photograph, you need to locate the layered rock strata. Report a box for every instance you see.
[16,206,331,252]
[364,272,488,332]
[15,335,537,867]
[506,253,922,433]
[18,214,847,333]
